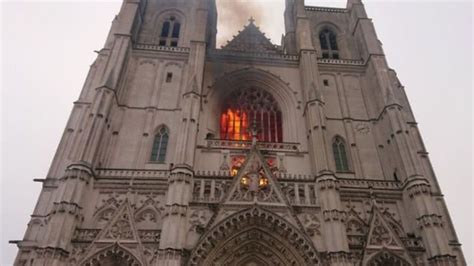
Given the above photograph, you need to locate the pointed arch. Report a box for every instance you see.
[316,24,340,59]
[188,207,320,265]
[366,250,412,266]
[153,9,186,47]
[332,135,350,172]
[206,67,299,142]
[150,125,169,163]
[80,244,143,266]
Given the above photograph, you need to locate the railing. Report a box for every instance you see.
[338,178,402,190]
[204,139,300,152]
[133,43,190,53]
[305,6,348,13]
[318,58,365,65]
[209,49,300,61]
[95,169,169,179]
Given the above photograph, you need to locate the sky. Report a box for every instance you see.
[1,0,473,265]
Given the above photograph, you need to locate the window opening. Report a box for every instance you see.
[166,72,173,83]
[332,136,349,172]
[220,88,283,143]
[150,127,169,162]
[319,28,339,59]
[159,16,181,46]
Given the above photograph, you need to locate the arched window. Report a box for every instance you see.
[368,251,410,266]
[150,126,169,162]
[319,28,339,59]
[332,136,349,172]
[159,16,181,47]
[220,88,282,143]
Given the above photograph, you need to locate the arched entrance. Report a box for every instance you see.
[188,207,320,265]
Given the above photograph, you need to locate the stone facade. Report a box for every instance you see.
[13,0,466,265]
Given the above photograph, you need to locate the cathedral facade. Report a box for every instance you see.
[13,0,466,265]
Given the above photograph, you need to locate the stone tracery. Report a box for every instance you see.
[188,207,320,265]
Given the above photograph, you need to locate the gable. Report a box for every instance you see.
[222,18,279,53]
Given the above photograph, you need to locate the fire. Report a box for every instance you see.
[220,108,249,141]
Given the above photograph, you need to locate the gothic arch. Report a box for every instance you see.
[313,22,346,59]
[80,244,143,266]
[152,8,186,45]
[366,250,412,266]
[188,207,320,265]
[205,67,299,142]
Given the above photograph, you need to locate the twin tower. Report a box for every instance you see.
[13,0,465,265]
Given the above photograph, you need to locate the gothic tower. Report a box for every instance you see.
[13,0,465,265]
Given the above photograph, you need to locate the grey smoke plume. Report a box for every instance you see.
[216,0,283,47]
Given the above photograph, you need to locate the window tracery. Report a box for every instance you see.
[332,136,349,172]
[159,16,181,47]
[368,252,410,266]
[150,126,169,162]
[220,88,282,143]
[319,28,339,59]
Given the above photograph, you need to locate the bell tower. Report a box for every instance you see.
[13,0,465,265]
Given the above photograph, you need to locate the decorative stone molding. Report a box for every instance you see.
[163,205,188,217]
[322,209,347,222]
[188,207,320,265]
[406,182,431,198]
[318,58,364,65]
[204,139,300,152]
[62,163,94,183]
[133,43,190,54]
[34,247,69,261]
[72,229,101,242]
[305,6,348,13]
[417,214,444,229]
[81,244,142,266]
[96,169,169,179]
[317,176,340,190]
[325,251,352,264]
[168,172,192,184]
[50,202,83,219]
[427,254,458,266]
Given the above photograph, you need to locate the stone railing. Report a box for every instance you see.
[133,43,190,53]
[305,6,347,13]
[95,169,169,179]
[209,49,300,61]
[338,178,402,190]
[318,58,365,65]
[204,139,300,152]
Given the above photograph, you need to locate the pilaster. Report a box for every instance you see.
[317,174,351,265]
[405,178,458,264]
[40,163,93,265]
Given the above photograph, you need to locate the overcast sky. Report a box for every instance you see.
[1,0,472,265]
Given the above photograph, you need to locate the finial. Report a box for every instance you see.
[248,16,255,24]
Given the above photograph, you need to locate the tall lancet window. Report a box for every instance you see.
[150,126,169,162]
[220,88,283,143]
[319,28,339,59]
[332,136,349,172]
[159,16,181,47]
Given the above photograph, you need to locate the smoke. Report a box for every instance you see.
[215,0,284,48]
